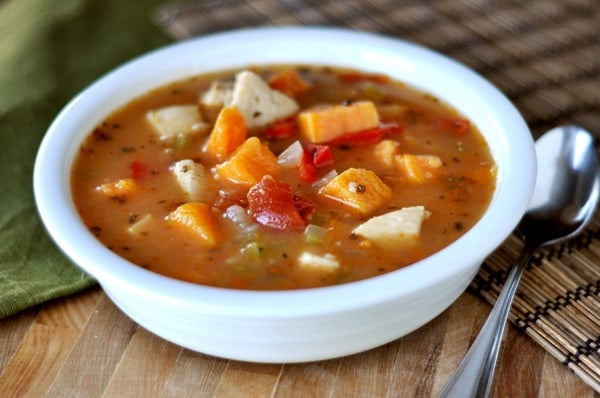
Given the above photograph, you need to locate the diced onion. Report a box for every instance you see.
[277,140,303,167]
[223,205,257,232]
[312,169,338,188]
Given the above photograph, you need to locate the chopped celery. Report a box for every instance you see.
[170,132,194,151]
[304,224,328,245]
[310,212,329,227]
[242,241,263,261]
[361,83,384,102]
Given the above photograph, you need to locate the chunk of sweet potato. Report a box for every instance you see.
[268,69,311,97]
[373,139,401,168]
[396,154,442,183]
[215,137,279,185]
[298,101,379,143]
[167,202,220,247]
[203,106,247,161]
[319,168,391,215]
[96,178,138,198]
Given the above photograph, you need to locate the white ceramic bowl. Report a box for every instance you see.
[33,27,536,363]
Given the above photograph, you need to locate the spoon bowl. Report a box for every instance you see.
[440,125,600,398]
[520,125,600,247]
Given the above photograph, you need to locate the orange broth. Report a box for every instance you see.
[71,66,496,290]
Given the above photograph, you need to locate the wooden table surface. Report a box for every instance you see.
[1,286,597,397]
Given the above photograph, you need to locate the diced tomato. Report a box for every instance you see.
[293,194,315,222]
[305,144,334,168]
[129,161,149,180]
[338,71,389,84]
[247,176,309,231]
[264,117,298,138]
[439,117,470,136]
[329,123,403,146]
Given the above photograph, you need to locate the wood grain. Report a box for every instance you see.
[1,287,596,398]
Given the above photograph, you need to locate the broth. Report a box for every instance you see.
[71,66,496,289]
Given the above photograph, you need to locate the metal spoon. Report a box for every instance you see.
[439,125,600,398]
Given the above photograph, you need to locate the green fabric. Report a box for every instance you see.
[0,0,170,319]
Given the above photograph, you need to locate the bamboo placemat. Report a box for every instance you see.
[153,0,600,392]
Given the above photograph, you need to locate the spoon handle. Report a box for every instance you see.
[438,244,536,398]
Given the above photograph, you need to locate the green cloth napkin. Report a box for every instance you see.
[0,0,170,319]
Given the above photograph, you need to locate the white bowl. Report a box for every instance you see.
[33,27,536,363]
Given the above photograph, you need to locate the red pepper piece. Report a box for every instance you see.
[129,161,149,180]
[338,71,389,84]
[264,117,298,138]
[440,117,470,136]
[296,149,318,183]
[330,123,403,146]
[306,144,334,168]
[247,176,307,231]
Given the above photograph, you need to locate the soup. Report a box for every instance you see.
[71,66,496,290]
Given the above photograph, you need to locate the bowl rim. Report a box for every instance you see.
[33,26,536,317]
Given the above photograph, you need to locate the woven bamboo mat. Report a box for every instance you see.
[153,0,600,392]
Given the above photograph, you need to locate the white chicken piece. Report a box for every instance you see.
[127,214,154,236]
[199,81,234,122]
[297,252,340,272]
[230,70,299,128]
[352,206,430,248]
[200,81,234,109]
[146,105,208,141]
[171,159,208,202]
[199,70,299,129]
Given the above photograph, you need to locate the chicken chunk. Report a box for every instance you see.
[200,81,234,108]
[199,71,299,129]
[352,206,430,248]
[297,251,340,272]
[127,214,154,236]
[199,81,234,122]
[146,105,208,141]
[171,159,209,202]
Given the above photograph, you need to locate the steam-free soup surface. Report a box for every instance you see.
[71,66,496,289]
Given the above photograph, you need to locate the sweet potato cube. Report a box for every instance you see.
[96,178,138,198]
[319,168,391,215]
[268,69,311,97]
[298,101,379,143]
[203,106,247,161]
[215,137,279,185]
[396,154,442,183]
[373,139,401,168]
[168,202,220,247]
